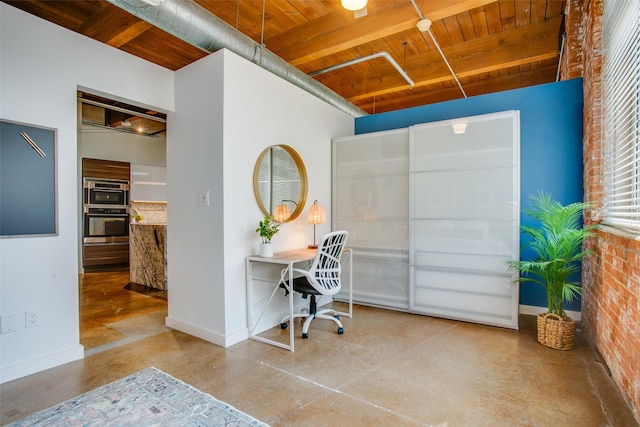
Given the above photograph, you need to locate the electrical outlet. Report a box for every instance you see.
[25,311,39,328]
[1,314,18,334]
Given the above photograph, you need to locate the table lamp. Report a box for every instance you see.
[273,199,297,223]
[307,200,326,249]
[273,204,290,223]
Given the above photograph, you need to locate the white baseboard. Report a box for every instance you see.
[164,316,249,348]
[224,328,249,347]
[519,305,582,322]
[1,344,84,384]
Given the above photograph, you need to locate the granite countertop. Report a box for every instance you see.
[129,221,167,290]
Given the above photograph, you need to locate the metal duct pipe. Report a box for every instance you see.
[309,51,415,88]
[106,0,368,117]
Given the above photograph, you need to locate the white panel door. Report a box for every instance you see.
[332,129,410,309]
[409,111,520,329]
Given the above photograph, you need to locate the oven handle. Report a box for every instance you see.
[83,206,129,214]
[84,239,129,245]
[85,213,130,217]
[91,188,125,193]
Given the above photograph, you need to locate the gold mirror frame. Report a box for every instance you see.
[253,145,308,223]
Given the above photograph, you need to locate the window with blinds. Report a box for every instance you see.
[602,0,640,232]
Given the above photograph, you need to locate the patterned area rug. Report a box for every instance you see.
[8,367,268,426]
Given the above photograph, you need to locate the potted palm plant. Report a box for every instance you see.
[256,215,280,257]
[508,192,594,350]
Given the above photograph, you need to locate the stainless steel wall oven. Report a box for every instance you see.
[82,173,131,268]
[83,178,129,207]
[83,207,129,243]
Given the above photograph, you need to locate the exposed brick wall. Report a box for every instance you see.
[578,0,640,422]
[564,0,584,79]
[583,230,640,420]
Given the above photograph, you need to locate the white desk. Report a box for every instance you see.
[246,247,352,351]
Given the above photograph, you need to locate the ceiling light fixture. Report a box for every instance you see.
[341,0,367,11]
[416,18,432,32]
[452,121,468,134]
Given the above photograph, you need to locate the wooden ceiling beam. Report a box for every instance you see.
[107,21,153,48]
[323,16,562,101]
[356,64,558,113]
[76,4,152,48]
[268,0,497,66]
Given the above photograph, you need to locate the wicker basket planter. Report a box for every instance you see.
[537,312,575,350]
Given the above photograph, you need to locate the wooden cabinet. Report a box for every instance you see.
[82,158,130,181]
[83,243,129,268]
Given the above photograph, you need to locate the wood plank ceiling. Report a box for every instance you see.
[3,0,566,115]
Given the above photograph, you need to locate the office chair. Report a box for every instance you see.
[279,230,349,339]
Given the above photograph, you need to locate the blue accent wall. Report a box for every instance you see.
[355,79,584,310]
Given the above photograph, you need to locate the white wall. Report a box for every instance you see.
[165,51,227,343]
[0,4,174,383]
[167,49,353,346]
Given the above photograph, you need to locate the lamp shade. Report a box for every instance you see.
[308,200,326,225]
[341,0,367,11]
[273,204,290,223]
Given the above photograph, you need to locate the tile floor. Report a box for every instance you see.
[1,270,637,426]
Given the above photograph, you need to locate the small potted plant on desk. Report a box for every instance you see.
[256,215,279,257]
[508,192,594,350]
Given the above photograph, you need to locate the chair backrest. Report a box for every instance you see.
[307,230,349,295]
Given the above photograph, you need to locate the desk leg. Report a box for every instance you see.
[348,250,353,317]
[288,261,295,352]
[336,250,353,318]
[246,258,253,336]
[246,260,295,352]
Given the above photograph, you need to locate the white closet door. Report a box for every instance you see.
[409,111,520,329]
[332,129,410,309]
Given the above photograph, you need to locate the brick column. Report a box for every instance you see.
[579,0,640,422]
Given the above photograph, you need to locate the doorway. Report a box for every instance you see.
[77,90,168,353]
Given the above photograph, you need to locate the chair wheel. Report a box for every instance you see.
[280,323,288,330]
[302,333,309,339]
[337,327,344,334]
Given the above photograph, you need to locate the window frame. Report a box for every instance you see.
[602,0,640,233]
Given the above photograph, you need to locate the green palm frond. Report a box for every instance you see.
[508,191,594,316]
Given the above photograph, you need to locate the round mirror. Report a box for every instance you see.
[253,145,308,223]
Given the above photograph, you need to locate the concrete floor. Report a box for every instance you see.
[1,270,637,426]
